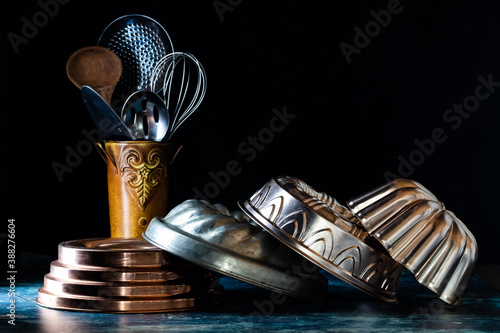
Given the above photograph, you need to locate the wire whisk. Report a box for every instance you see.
[150,52,207,139]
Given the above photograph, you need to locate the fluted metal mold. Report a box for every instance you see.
[144,200,329,301]
[347,179,478,306]
[239,176,404,303]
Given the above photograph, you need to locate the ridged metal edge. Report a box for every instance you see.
[347,179,478,306]
[36,285,225,313]
[57,238,170,268]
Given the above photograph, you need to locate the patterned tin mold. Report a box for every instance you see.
[239,176,404,303]
[144,200,329,302]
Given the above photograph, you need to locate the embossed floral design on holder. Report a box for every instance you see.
[98,140,172,238]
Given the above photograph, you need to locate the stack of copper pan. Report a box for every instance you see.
[37,238,223,313]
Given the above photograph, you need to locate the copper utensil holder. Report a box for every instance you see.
[100,140,171,238]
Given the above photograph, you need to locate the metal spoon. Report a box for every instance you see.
[121,91,169,141]
[66,46,122,106]
[81,86,134,140]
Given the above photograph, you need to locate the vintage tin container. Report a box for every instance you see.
[100,140,171,238]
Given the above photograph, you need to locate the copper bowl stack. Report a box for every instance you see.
[36,238,223,313]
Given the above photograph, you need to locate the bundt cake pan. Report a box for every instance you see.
[239,176,404,303]
[347,179,478,306]
[347,179,438,232]
[143,200,329,301]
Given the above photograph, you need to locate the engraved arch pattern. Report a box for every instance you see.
[332,245,361,275]
[303,228,335,260]
[248,178,404,294]
[258,196,285,223]
[276,210,307,239]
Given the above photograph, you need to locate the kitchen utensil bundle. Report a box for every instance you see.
[67,14,206,142]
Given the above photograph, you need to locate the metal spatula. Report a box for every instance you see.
[81,86,134,140]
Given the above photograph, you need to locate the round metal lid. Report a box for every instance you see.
[57,238,182,268]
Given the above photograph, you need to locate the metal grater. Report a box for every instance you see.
[98,14,174,102]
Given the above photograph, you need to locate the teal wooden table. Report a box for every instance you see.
[2,270,499,332]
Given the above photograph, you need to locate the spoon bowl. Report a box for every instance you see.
[121,91,169,141]
[66,46,122,105]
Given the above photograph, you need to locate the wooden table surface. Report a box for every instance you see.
[2,265,499,333]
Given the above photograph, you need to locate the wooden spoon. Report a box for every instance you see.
[66,46,122,106]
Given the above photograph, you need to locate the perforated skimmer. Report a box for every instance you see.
[98,14,174,104]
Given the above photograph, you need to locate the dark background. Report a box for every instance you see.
[2,0,499,265]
